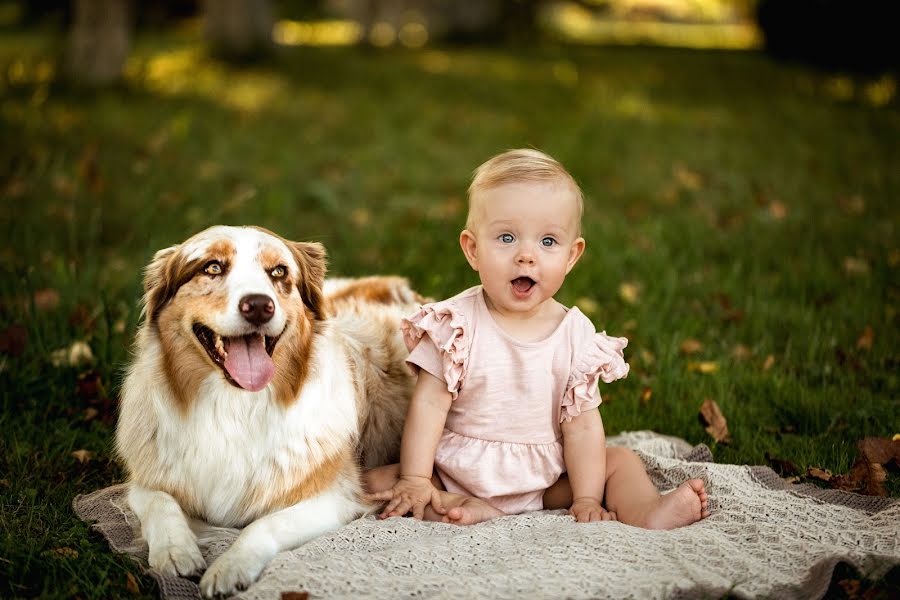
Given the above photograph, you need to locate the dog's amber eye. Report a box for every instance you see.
[270,265,286,278]
[204,261,223,276]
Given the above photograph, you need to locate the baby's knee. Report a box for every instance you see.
[607,446,642,468]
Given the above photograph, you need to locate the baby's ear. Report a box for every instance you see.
[566,238,586,274]
[290,241,327,320]
[459,230,479,271]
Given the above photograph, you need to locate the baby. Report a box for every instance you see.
[366,149,710,528]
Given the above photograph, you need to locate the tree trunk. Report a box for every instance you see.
[204,0,274,60]
[65,0,131,85]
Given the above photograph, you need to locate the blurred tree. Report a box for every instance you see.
[205,0,275,59]
[65,0,132,85]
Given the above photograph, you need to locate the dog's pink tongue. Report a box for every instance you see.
[223,335,275,392]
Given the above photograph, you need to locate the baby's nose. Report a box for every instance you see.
[516,252,535,264]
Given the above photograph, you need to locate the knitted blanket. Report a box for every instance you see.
[73,431,899,600]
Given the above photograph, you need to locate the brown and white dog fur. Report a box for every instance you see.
[115,225,421,596]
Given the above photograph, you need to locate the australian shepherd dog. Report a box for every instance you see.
[115,225,420,596]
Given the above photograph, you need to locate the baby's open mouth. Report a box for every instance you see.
[511,277,536,293]
[193,323,279,391]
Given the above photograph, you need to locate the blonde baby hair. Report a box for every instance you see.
[466,148,585,234]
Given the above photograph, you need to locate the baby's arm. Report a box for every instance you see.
[371,371,452,519]
[561,408,609,523]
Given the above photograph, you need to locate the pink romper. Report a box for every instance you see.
[402,286,630,514]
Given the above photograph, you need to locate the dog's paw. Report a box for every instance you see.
[148,538,206,577]
[199,548,266,598]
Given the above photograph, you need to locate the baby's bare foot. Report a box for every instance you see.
[642,479,710,530]
[442,497,504,526]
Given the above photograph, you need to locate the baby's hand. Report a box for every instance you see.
[366,475,447,520]
[569,497,616,523]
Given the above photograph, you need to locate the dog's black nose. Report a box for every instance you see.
[239,294,275,325]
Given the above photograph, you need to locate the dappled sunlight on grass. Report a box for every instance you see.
[613,91,659,121]
[822,74,897,107]
[126,47,287,114]
[862,76,896,107]
[272,18,429,49]
[414,50,583,88]
[548,3,762,49]
[273,19,361,47]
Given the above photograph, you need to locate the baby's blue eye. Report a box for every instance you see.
[500,234,514,243]
[541,237,556,247]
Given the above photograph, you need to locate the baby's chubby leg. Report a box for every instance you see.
[543,448,709,529]
[604,447,710,529]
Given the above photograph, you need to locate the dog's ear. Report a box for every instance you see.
[142,244,182,323]
[291,241,327,321]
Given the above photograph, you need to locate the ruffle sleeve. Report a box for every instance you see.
[401,301,469,399]
[560,332,630,423]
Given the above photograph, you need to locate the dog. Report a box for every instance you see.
[115,225,421,596]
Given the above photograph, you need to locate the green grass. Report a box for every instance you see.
[1,25,898,598]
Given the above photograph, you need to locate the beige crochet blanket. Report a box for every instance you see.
[73,431,899,600]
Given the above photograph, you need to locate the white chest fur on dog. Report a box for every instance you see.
[115,226,419,596]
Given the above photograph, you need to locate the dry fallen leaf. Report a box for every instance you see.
[762,354,775,371]
[731,344,751,360]
[68,304,96,332]
[806,467,833,482]
[34,288,60,311]
[687,361,719,374]
[71,449,94,464]
[51,547,79,559]
[679,338,703,355]
[673,164,703,190]
[857,437,900,465]
[838,462,888,496]
[831,437,899,496]
[698,399,731,444]
[856,326,874,351]
[843,257,870,275]
[639,387,652,406]
[126,572,140,594]
[768,201,788,220]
